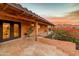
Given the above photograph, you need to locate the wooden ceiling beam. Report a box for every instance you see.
[0,11,36,23]
[2,4,9,11]
[0,4,37,22]
[0,3,53,26]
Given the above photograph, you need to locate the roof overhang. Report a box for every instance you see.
[0,3,54,26]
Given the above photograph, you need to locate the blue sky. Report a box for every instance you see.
[21,3,79,18]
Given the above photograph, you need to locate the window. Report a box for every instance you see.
[3,23,10,40]
[0,20,21,42]
[14,24,20,38]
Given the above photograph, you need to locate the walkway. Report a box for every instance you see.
[0,38,69,56]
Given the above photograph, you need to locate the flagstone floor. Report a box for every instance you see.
[0,38,69,56]
[76,50,79,55]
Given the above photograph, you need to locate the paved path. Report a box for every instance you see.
[76,50,79,55]
[20,43,68,56]
[0,38,68,56]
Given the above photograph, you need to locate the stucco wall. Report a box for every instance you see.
[38,24,48,34]
[21,21,31,38]
[21,22,49,38]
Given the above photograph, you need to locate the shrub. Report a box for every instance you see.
[53,29,79,44]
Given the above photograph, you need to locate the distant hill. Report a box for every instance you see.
[46,17,79,25]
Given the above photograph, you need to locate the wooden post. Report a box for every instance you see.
[51,25,53,31]
[35,22,38,41]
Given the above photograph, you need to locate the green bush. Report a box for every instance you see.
[53,30,79,44]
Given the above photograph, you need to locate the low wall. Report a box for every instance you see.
[38,37,76,56]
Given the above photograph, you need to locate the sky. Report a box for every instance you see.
[20,3,79,25]
[21,3,79,17]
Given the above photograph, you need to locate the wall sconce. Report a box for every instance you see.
[31,23,34,27]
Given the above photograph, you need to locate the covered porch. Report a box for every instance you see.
[0,3,53,43]
[0,3,77,56]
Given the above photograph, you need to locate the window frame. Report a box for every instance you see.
[0,20,21,42]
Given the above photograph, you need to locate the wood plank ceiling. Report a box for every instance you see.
[0,3,53,26]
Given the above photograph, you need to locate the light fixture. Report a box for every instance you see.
[31,23,34,26]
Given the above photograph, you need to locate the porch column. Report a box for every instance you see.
[35,22,38,41]
[51,25,53,30]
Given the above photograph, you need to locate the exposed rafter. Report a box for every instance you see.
[0,3,54,26]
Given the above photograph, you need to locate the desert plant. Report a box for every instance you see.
[53,29,79,44]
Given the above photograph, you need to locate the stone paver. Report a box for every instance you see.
[38,37,76,55]
[0,38,69,56]
[76,50,79,56]
[20,43,68,56]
